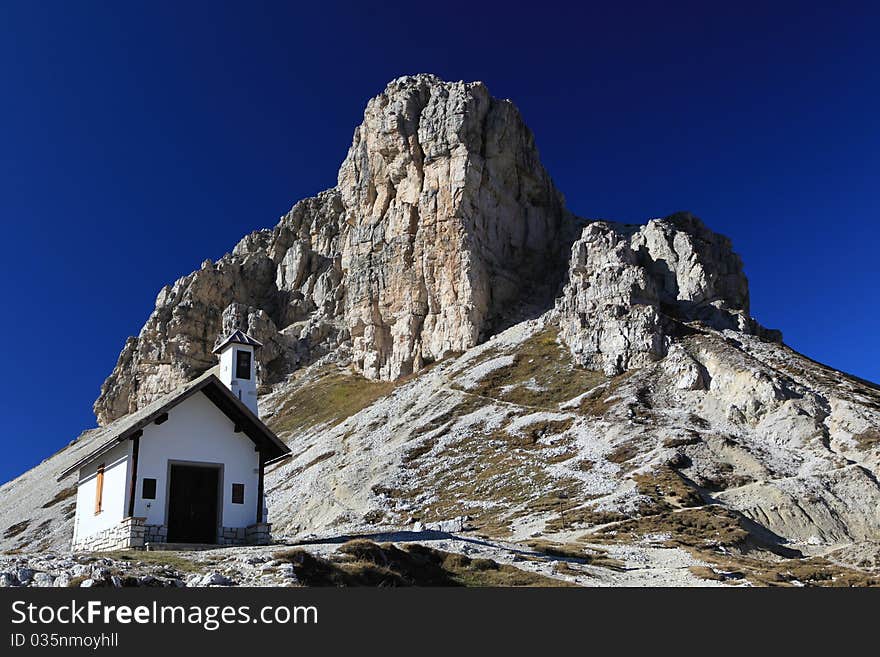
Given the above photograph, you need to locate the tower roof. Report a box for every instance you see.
[212,329,263,354]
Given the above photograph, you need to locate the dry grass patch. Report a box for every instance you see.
[691,550,880,587]
[402,438,439,463]
[547,450,579,464]
[362,510,384,524]
[688,565,726,581]
[633,466,704,513]
[592,506,751,550]
[606,444,639,464]
[269,370,398,435]
[688,414,711,429]
[274,541,571,587]
[524,540,625,571]
[696,460,754,492]
[42,486,77,509]
[853,428,880,450]
[370,483,405,498]
[408,397,485,440]
[753,557,880,587]
[553,562,587,577]
[3,520,30,539]
[516,417,575,444]
[577,387,617,417]
[394,421,584,537]
[525,489,582,515]
[460,328,606,409]
[545,506,626,532]
[576,372,636,417]
[662,433,702,448]
[93,550,202,574]
[488,417,575,451]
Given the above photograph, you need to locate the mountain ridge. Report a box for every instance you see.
[2,75,878,586]
[93,74,575,424]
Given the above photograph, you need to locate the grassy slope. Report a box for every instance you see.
[269,370,398,436]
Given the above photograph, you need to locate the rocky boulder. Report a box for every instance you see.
[555,212,780,375]
[338,75,571,379]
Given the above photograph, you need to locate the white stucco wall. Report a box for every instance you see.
[73,441,132,544]
[132,391,261,529]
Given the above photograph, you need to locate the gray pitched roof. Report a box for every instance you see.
[57,368,290,480]
[212,330,263,354]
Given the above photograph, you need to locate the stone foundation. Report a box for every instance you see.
[145,524,167,544]
[74,518,273,551]
[213,523,272,546]
[218,526,246,545]
[72,517,146,552]
[245,522,271,545]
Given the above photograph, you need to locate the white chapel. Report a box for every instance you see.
[59,330,290,551]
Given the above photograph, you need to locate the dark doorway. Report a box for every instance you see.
[166,464,220,544]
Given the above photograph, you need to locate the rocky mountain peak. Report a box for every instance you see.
[5,76,880,587]
[555,211,780,376]
[338,73,572,379]
[93,74,572,424]
[93,75,771,427]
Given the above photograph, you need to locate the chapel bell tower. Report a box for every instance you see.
[213,330,262,417]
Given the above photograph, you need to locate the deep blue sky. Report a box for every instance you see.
[1,1,878,484]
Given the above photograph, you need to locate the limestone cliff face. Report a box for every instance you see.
[337,75,570,379]
[554,212,780,376]
[95,75,571,423]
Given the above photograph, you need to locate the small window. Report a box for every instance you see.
[231,483,245,504]
[235,349,252,380]
[94,464,105,515]
[142,478,157,500]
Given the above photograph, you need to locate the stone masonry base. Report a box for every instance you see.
[72,517,147,552]
[145,524,167,544]
[72,517,273,552]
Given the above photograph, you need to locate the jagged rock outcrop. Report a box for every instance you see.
[555,212,781,376]
[338,75,571,379]
[95,189,347,424]
[95,75,572,423]
[95,78,786,424]
[6,74,879,585]
[93,77,793,434]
